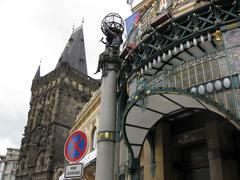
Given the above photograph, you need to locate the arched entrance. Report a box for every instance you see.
[123,89,240,180]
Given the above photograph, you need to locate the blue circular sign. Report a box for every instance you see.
[64,130,88,163]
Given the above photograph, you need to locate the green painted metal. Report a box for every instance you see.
[117,1,240,173]
[119,2,240,87]
[122,86,240,171]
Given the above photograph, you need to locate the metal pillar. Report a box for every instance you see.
[95,13,124,180]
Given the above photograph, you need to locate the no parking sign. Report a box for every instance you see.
[64,130,88,163]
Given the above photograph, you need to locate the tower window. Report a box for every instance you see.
[92,128,97,151]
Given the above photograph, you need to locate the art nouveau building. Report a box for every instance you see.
[61,1,240,180]
[116,0,240,179]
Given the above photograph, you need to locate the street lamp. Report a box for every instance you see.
[95,13,124,180]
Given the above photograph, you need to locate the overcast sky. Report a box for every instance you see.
[0,0,142,155]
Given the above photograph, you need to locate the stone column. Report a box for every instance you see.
[155,122,172,180]
[218,122,239,180]
[206,120,224,180]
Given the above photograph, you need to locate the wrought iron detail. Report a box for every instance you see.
[128,77,150,110]
[119,2,240,85]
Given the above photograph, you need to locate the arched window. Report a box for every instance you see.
[92,128,97,151]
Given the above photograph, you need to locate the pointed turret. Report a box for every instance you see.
[56,25,88,75]
[33,65,41,80]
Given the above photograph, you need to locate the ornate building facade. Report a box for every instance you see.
[60,1,240,180]
[2,148,19,180]
[16,25,100,180]
[0,155,6,179]
[116,0,240,179]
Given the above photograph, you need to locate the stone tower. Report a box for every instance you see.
[16,26,100,180]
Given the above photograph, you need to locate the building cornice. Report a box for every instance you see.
[132,0,154,13]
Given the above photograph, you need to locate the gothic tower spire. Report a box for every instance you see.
[33,65,41,80]
[16,24,99,180]
[56,25,88,75]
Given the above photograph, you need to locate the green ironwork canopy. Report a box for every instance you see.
[119,0,240,167]
[123,89,239,159]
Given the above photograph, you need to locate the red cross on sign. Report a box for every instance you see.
[64,130,88,163]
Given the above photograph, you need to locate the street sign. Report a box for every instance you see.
[64,130,88,163]
[64,163,83,178]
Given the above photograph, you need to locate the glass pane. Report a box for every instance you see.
[211,59,221,79]
[164,77,170,87]
[216,92,225,107]
[162,78,169,88]
[196,64,204,84]
[227,51,237,74]
[169,74,175,88]
[228,46,240,73]
[203,61,212,81]
[158,80,165,87]
[189,66,196,86]
[225,90,236,113]
[236,89,240,114]
[182,69,189,88]
[218,57,230,77]
[206,93,215,102]
[176,72,182,89]
[92,128,97,150]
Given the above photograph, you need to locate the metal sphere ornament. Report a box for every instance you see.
[206,82,214,93]
[198,85,205,95]
[214,80,222,91]
[191,87,197,94]
[223,78,231,89]
[101,13,124,36]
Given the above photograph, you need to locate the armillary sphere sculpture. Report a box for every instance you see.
[95,13,124,76]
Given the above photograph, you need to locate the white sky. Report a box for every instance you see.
[0,0,142,155]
